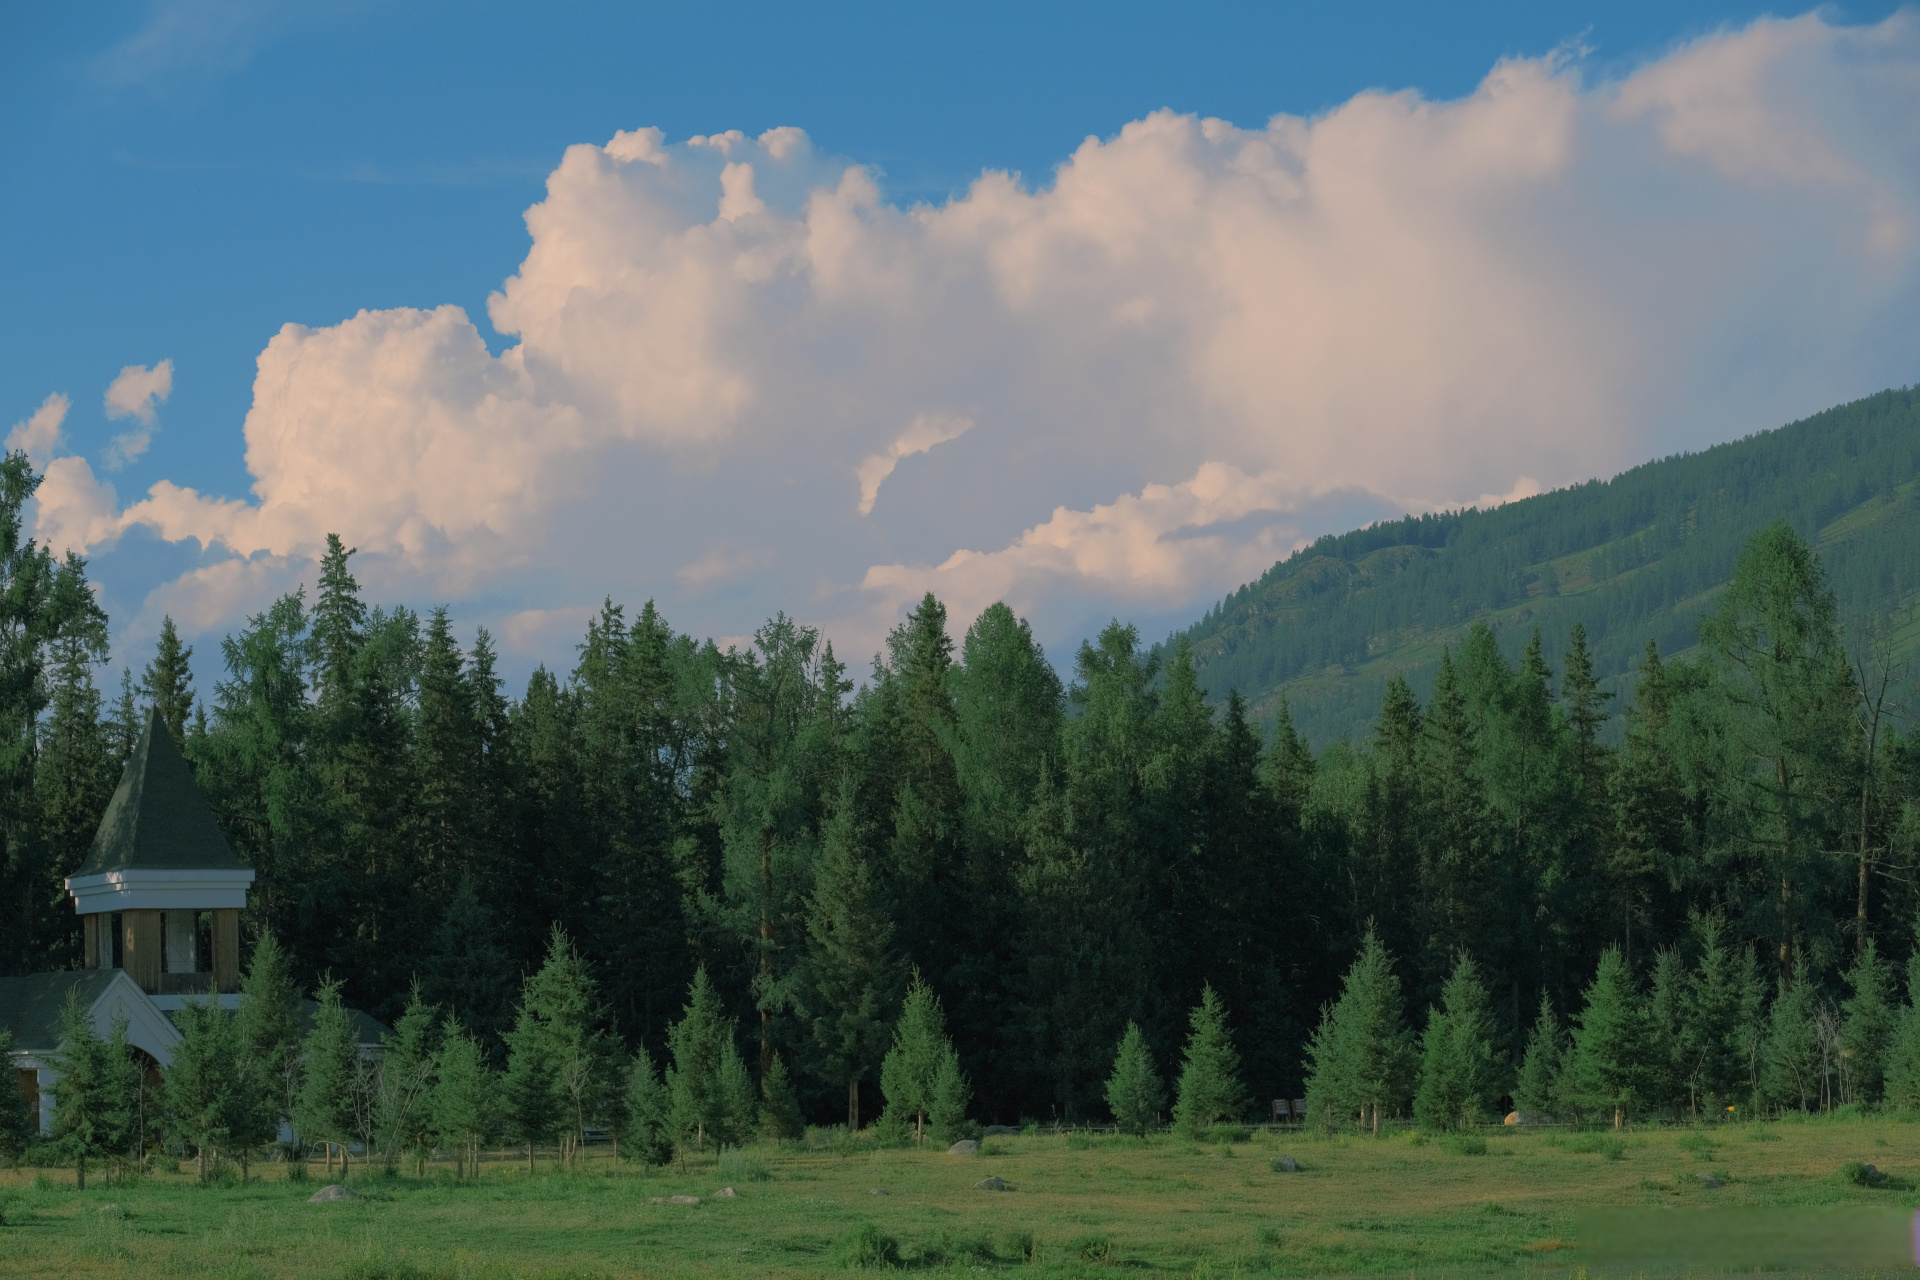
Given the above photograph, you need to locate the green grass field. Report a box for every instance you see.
[3,1116,1917,1279]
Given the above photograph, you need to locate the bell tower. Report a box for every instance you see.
[63,709,255,996]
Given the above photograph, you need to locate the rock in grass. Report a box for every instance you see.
[713,1187,736,1199]
[974,1176,1010,1191]
[307,1185,359,1203]
[96,1203,127,1218]
[1272,1157,1299,1173]
[648,1195,701,1205]
[1697,1174,1723,1188]
[870,1188,889,1196]
[948,1140,980,1156]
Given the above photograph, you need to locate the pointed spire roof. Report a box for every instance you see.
[74,708,243,877]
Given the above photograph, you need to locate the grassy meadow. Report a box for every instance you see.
[2,1116,1918,1279]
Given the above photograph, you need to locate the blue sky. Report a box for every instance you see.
[2,1,1915,687]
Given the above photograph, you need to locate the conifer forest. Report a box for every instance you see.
[3,392,1920,1147]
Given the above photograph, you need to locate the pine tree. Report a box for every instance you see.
[880,973,951,1143]
[1105,1022,1166,1137]
[1567,947,1651,1127]
[297,976,362,1177]
[140,615,195,751]
[1304,929,1413,1134]
[1513,994,1564,1119]
[800,781,900,1130]
[1414,953,1506,1130]
[502,1004,560,1173]
[1173,985,1248,1136]
[163,998,240,1182]
[759,1051,805,1142]
[378,985,440,1173]
[432,1020,496,1181]
[621,1043,672,1166]
[1761,962,1824,1113]
[1840,938,1895,1106]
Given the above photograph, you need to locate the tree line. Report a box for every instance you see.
[0,434,1916,1132]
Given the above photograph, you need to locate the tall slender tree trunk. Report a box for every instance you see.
[848,1078,860,1130]
[527,1140,535,1174]
[760,829,775,1081]
[1778,759,1794,983]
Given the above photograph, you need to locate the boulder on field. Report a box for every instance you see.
[1697,1173,1723,1188]
[97,1203,127,1218]
[649,1194,701,1204]
[870,1188,889,1196]
[307,1185,359,1203]
[982,1125,1020,1136]
[713,1187,737,1199]
[948,1140,980,1155]
[974,1176,1010,1191]
[1272,1157,1299,1173]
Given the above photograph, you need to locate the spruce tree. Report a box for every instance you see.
[1173,985,1248,1136]
[1512,994,1564,1119]
[622,1043,672,1166]
[1567,947,1650,1127]
[297,976,362,1177]
[522,926,613,1169]
[880,973,951,1143]
[0,1027,33,1158]
[50,993,132,1190]
[140,615,195,751]
[235,929,304,1154]
[378,986,440,1173]
[928,1047,973,1145]
[1645,948,1690,1119]
[1105,1022,1165,1137]
[1413,953,1505,1130]
[716,1040,758,1149]
[1840,938,1895,1106]
[502,1004,560,1173]
[1304,929,1413,1134]
[1885,932,1920,1109]
[800,782,900,1130]
[432,1019,497,1181]
[666,966,739,1153]
[1760,962,1824,1112]
[163,998,240,1182]
[1681,911,1764,1114]
[759,1051,805,1142]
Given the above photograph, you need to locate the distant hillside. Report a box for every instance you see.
[1178,387,1920,748]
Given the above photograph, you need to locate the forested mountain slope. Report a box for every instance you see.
[1179,387,1920,747]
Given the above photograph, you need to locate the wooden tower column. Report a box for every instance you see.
[213,909,241,994]
[121,909,163,993]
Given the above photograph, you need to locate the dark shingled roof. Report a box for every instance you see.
[74,708,244,877]
[0,970,120,1052]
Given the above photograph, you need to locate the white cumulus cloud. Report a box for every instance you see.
[7,394,70,470]
[47,12,1920,672]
